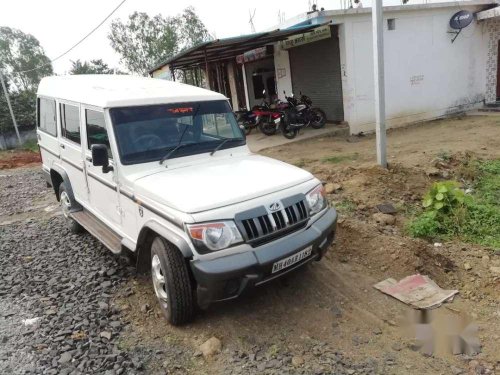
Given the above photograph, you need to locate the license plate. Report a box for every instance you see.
[272,246,312,274]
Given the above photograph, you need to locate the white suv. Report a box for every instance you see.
[37,75,337,325]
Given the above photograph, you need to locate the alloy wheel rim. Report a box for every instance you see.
[60,191,71,219]
[151,254,168,308]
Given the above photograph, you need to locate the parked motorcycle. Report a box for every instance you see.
[234,109,259,135]
[280,91,327,139]
[252,90,283,136]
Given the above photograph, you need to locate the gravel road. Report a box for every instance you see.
[0,168,139,374]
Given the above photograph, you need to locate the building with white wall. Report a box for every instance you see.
[150,0,500,135]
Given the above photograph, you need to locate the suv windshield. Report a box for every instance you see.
[110,100,245,165]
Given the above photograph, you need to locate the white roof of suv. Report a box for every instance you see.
[37,75,226,108]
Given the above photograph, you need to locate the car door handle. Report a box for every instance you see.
[60,144,65,149]
[86,156,92,162]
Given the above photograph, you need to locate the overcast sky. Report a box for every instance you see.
[1,0,456,74]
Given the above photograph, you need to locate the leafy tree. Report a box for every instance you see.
[108,12,179,75]
[178,7,211,49]
[0,26,53,92]
[70,59,115,74]
[108,7,211,75]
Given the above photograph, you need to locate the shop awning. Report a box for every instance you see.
[149,21,332,73]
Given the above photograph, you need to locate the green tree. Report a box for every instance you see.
[108,12,179,75]
[0,26,53,92]
[178,6,211,49]
[70,59,115,74]
[108,7,211,75]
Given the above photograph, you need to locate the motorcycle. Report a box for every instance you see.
[234,108,259,135]
[252,90,283,136]
[280,91,327,139]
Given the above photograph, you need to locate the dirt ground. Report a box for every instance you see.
[112,114,499,374]
[0,149,40,169]
[2,114,499,374]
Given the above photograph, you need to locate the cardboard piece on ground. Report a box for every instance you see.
[374,274,458,309]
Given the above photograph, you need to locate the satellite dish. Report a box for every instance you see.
[449,10,473,30]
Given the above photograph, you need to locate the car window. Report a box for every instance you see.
[60,104,81,144]
[86,110,112,159]
[38,98,57,136]
[110,100,245,165]
[202,113,239,138]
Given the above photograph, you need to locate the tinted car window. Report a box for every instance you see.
[38,98,57,136]
[61,104,81,144]
[110,101,244,165]
[86,110,112,159]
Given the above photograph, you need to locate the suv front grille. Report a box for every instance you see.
[236,197,309,246]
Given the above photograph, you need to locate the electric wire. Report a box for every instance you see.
[11,0,127,75]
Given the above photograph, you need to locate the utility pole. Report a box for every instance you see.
[372,0,387,168]
[0,70,22,146]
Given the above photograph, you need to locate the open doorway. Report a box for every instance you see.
[245,57,276,109]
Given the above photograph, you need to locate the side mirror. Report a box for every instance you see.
[91,144,113,173]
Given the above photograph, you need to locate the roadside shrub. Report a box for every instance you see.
[407,211,441,238]
[407,160,500,248]
[422,181,469,214]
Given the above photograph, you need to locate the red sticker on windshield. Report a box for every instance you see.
[168,107,193,114]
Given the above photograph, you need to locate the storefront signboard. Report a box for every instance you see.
[236,46,272,64]
[280,25,331,50]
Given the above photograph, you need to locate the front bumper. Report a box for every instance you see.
[190,208,337,308]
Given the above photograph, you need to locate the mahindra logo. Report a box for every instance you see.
[269,202,281,212]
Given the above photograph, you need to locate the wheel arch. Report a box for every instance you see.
[135,221,193,274]
[49,166,72,201]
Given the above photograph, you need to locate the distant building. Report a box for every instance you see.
[150,0,500,134]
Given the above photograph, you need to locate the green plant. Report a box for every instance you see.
[334,199,356,214]
[408,160,500,248]
[321,153,358,164]
[422,181,469,213]
[407,211,441,238]
[22,139,39,153]
[436,150,452,162]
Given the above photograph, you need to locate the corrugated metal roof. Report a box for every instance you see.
[149,22,331,73]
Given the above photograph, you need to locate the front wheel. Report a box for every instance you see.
[310,108,326,129]
[151,236,194,325]
[59,182,84,234]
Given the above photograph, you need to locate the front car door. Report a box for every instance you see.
[83,106,122,228]
[58,101,89,204]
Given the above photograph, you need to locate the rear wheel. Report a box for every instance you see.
[151,236,194,325]
[310,108,326,129]
[58,182,83,234]
[259,119,277,136]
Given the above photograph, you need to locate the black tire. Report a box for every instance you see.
[150,236,194,325]
[281,112,299,139]
[244,125,252,135]
[310,108,326,129]
[259,119,277,136]
[58,182,84,234]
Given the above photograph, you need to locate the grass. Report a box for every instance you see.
[407,159,500,249]
[333,199,357,214]
[22,139,39,153]
[321,153,358,164]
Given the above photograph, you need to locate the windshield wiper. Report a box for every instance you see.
[210,138,238,156]
[159,104,201,165]
[159,143,191,165]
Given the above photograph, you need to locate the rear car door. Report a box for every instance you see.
[83,107,122,227]
[58,101,89,204]
[37,97,60,172]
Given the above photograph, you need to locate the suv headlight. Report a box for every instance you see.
[186,221,243,252]
[306,184,327,215]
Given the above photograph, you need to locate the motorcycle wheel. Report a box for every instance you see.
[310,108,326,129]
[282,127,298,139]
[259,120,277,136]
[244,125,252,135]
